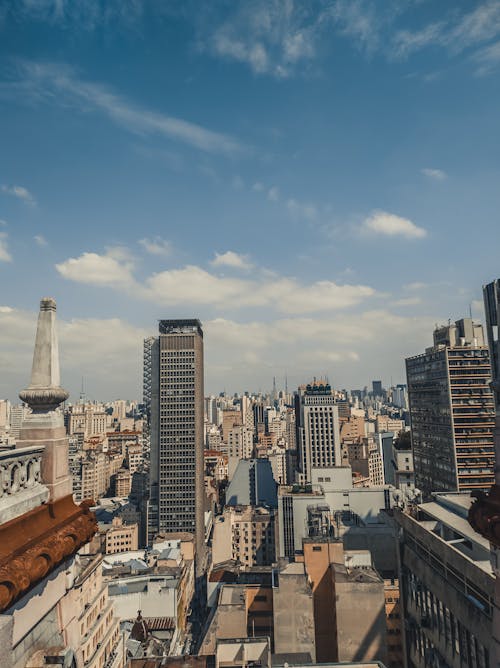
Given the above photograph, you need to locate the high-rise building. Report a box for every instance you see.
[296,381,341,483]
[372,380,383,397]
[148,319,205,570]
[469,279,500,668]
[406,318,495,498]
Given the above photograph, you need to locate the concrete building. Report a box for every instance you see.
[66,402,109,438]
[278,468,395,564]
[8,404,26,441]
[102,517,139,554]
[148,320,205,570]
[296,381,342,483]
[225,458,277,509]
[406,318,495,497]
[104,540,195,651]
[114,467,132,497]
[273,562,316,661]
[387,439,415,490]
[212,505,277,567]
[227,425,254,478]
[127,442,143,474]
[384,578,403,668]
[332,561,387,664]
[396,493,494,667]
[469,278,500,667]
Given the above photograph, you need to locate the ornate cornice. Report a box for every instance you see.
[468,484,500,547]
[0,495,97,611]
[18,386,69,412]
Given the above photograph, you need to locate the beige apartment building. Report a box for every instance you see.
[114,467,132,497]
[212,505,277,567]
[104,517,139,554]
[127,441,143,474]
[59,553,124,668]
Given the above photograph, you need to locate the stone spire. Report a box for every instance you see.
[19,297,69,412]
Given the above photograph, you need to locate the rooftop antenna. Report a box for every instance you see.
[79,376,86,404]
[469,302,473,320]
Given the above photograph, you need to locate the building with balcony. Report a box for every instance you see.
[406,317,495,497]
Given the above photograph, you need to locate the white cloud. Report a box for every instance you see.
[361,210,427,240]
[55,248,377,315]
[287,198,317,221]
[55,251,134,286]
[274,279,375,314]
[207,1,321,78]
[404,282,427,291]
[34,234,48,247]
[211,251,253,270]
[252,182,265,192]
[394,297,422,307]
[8,61,244,155]
[267,186,280,201]
[472,40,500,75]
[203,308,436,391]
[139,237,172,257]
[1,183,36,204]
[0,232,12,262]
[5,0,145,29]
[421,167,447,181]
[392,2,500,61]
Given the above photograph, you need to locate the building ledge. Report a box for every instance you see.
[0,494,97,611]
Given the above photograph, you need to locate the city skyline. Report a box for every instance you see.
[1,1,500,398]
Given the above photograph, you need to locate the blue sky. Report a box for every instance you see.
[1,0,500,401]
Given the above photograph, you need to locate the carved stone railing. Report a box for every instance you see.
[0,446,44,498]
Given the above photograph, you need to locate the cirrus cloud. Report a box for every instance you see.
[1,184,36,205]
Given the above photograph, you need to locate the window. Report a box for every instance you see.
[312,546,322,552]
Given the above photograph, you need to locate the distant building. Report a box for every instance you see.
[296,381,341,483]
[212,505,277,567]
[102,517,139,554]
[406,318,495,497]
[225,458,277,508]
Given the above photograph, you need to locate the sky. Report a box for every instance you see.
[1,0,500,402]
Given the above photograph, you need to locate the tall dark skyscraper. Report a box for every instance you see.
[406,317,495,498]
[147,320,205,570]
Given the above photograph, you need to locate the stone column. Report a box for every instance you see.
[17,298,72,501]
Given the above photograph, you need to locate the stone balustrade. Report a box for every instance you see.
[0,446,45,499]
[0,446,49,525]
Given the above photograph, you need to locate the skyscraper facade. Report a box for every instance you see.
[296,380,341,483]
[406,318,495,498]
[148,320,205,569]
